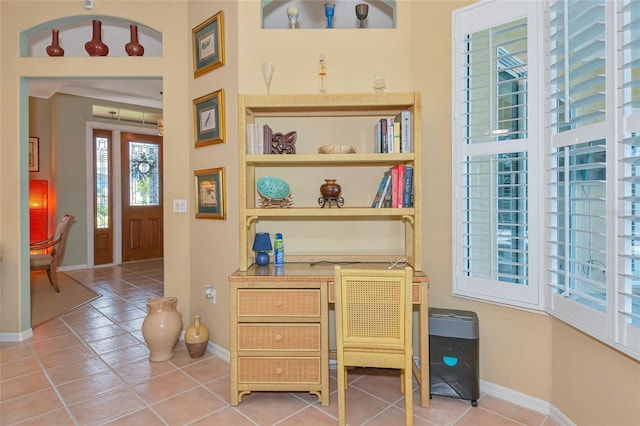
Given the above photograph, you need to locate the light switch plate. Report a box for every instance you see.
[172,199,187,213]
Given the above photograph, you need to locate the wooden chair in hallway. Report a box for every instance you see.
[30,214,74,292]
[333,265,414,426]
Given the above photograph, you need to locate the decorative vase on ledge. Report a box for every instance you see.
[85,19,109,56]
[46,29,64,57]
[319,179,344,208]
[125,24,144,56]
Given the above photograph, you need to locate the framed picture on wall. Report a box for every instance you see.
[28,137,39,172]
[193,89,225,147]
[194,167,226,219]
[192,10,225,78]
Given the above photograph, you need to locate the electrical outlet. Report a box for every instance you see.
[205,285,216,304]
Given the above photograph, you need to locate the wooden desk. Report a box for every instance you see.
[229,263,430,408]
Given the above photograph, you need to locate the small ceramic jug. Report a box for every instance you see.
[185,315,209,358]
[141,297,182,362]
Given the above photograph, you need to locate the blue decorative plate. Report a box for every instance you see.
[257,176,291,200]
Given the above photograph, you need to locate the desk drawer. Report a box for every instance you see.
[237,289,320,317]
[238,357,320,383]
[238,324,320,351]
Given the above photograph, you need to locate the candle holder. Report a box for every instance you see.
[261,61,275,95]
[287,7,299,29]
[324,3,335,28]
[355,3,369,28]
[373,73,386,93]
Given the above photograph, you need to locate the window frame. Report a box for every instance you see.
[452,0,640,360]
[451,0,545,310]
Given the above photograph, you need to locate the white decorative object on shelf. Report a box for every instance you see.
[261,61,275,95]
[287,7,300,28]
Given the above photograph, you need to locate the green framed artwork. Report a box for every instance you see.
[194,167,226,219]
[192,10,225,78]
[193,89,225,147]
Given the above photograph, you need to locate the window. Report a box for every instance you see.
[453,0,640,360]
[95,135,110,230]
[617,0,640,353]
[128,141,160,206]
[452,0,542,308]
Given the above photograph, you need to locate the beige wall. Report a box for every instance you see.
[1,0,193,338]
[1,1,638,424]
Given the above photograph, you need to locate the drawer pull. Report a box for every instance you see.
[274,334,282,342]
[275,300,283,308]
[275,367,282,375]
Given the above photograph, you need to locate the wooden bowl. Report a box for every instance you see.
[318,144,356,154]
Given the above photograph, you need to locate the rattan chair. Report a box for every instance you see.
[30,214,74,292]
[334,265,414,426]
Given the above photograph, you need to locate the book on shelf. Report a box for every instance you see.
[389,165,402,208]
[380,118,388,153]
[395,164,405,208]
[403,165,413,207]
[393,121,401,154]
[394,110,413,153]
[382,172,393,207]
[263,124,272,154]
[246,124,274,154]
[246,124,255,154]
[386,118,395,153]
[374,121,382,153]
[371,171,392,208]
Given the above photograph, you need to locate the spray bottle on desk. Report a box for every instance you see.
[274,233,284,266]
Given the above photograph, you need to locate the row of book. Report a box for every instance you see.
[246,123,273,154]
[374,110,413,154]
[371,164,414,208]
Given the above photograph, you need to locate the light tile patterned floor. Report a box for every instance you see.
[1,260,558,425]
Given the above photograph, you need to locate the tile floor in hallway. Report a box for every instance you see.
[1,260,557,425]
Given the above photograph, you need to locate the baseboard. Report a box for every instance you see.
[0,328,33,342]
[480,380,575,426]
[58,264,89,272]
[480,379,550,414]
[207,341,230,363]
[548,403,577,426]
[179,334,230,363]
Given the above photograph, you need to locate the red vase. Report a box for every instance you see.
[125,24,144,56]
[85,20,109,56]
[46,29,64,57]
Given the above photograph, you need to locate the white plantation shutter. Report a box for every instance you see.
[618,0,640,354]
[452,0,640,359]
[546,0,608,335]
[453,1,541,307]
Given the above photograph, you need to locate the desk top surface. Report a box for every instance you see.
[229,262,429,282]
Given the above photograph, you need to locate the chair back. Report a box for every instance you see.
[50,214,74,261]
[334,266,413,364]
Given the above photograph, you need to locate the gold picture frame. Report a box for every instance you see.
[29,137,39,172]
[193,89,225,147]
[192,10,225,78]
[194,167,226,219]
